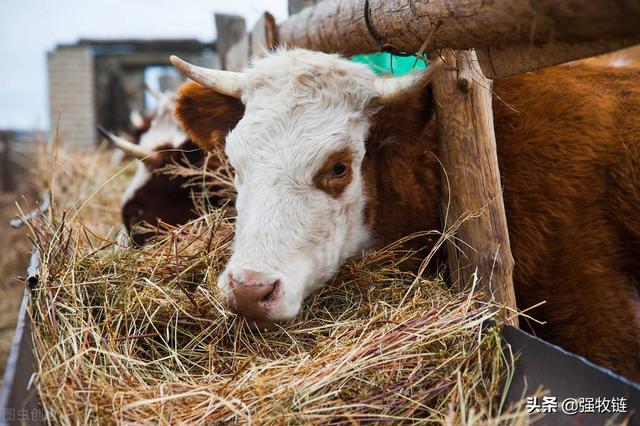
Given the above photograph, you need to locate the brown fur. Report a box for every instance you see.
[174,82,245,152]
[122,140,226,245]
[174,63,640,380]
[123,83,244,245]
[363,89,442,258]
[312,148,354,198]
[492,64,640,381]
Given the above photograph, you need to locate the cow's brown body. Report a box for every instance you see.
[363,63,640,380]
[176,62,640,380]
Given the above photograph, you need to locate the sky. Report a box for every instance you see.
[0,0,288,130]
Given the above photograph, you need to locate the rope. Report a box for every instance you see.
[363,0,415,57]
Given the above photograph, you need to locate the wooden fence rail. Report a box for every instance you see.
[277,0,640,77]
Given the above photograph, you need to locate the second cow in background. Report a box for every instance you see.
[99,90,241,245]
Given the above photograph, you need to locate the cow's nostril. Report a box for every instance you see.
[259,280,279,304]
[227,271,279,320]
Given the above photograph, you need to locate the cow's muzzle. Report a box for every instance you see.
[226,270,280,323]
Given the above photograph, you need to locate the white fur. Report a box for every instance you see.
[218,49,381,320]
[136,94,185,153]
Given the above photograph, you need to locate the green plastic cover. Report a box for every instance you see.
[350,52,427,76]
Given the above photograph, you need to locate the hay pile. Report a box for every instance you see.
[25,147,529,424]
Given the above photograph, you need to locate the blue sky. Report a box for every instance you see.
[0,0,287,130]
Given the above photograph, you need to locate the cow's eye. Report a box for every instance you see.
[330,163,348,177]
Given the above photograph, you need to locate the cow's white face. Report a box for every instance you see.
[171,49,441,323]
[219,52,382,321]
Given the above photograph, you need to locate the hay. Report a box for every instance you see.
[24,147,530,424]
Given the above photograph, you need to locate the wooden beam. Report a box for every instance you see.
[278,0,640,76]
[250,12,278,59]
[432,50,518,325]
[476,38,640,79]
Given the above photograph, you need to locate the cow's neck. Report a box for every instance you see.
[361,94,442,262]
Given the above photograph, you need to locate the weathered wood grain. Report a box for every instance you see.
[433,49,518,325]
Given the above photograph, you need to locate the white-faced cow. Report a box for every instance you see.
[100,91,242,245]
[170,49,640,380]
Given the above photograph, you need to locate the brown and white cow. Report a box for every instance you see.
[100,91,242,245]
[170,49,640,380]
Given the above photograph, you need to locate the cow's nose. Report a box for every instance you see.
[227,270,278,321]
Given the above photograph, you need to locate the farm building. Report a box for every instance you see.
[47,39,214,148]
[46,13,250,149]
[1,0,640,424]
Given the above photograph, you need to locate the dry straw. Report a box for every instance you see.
[23,146,530,424]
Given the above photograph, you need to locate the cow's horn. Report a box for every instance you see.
[373,57,444,104]
[97,126,153,161]
[170,55,244,99]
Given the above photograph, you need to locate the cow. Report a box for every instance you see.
[99,90,242,245]
[169,49,640,380]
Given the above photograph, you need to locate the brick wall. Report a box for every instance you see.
[47,46,96,149]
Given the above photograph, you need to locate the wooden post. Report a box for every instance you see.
[214,14,246,70]
[1,132,16,192]
[432,50,518,325]
[250,12,278,58]
[288,0,320,15]
[225,33,250,72]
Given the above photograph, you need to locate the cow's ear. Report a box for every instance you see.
[367,85,435,147]
[174,81,245,151]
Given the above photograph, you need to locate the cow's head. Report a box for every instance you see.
[100,91,242,245]
[172,49,441,323]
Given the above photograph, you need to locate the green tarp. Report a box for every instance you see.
[350,52,427,75]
